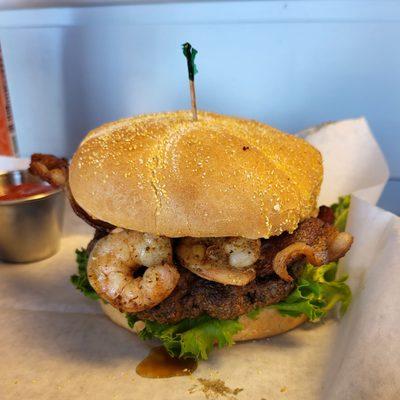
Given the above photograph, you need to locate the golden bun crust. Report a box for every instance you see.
[70,111,322,238]
[100,301,307,341]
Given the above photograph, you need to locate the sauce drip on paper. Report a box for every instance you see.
[136,346,197,378]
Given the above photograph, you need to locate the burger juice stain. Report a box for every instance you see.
[136,346,197,378]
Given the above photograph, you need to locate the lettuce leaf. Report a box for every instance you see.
[126,314,243,360]
[270,262,351,321]
[331,195,351,232]
[70,248,99,300]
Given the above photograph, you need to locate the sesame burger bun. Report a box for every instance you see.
[100,301,307,341]
[69,111,322,239]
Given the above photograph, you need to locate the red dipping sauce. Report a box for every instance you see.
[0,182,53,201]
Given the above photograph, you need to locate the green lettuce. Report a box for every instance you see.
[70,248,99,300]
[126,314,242,360]
[270,262,351,321]
[331,195,351,232]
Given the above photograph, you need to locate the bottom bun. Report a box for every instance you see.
[100,301,307,341]
[233,308,307,341]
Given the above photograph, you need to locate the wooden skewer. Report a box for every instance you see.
[182,42,199,122]
[189,80,198,121]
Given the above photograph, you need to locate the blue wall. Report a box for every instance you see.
[0,1,399,212]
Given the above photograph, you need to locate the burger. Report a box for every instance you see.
[30,111,353,360]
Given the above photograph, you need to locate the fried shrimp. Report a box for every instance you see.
[176,237,261,286]
[87,230,180,313]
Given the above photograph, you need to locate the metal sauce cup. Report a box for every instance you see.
[0,170,65,263]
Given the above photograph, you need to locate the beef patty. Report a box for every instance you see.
[136,263,302,324]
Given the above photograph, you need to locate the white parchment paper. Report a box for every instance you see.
[0,118,399,400]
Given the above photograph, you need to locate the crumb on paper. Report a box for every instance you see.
[188,377,244,399]
[208,369,220,379]
[280,386,288,393]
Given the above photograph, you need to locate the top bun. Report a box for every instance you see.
[69,111,322,239]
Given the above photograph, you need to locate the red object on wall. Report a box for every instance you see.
[0,45,17,156]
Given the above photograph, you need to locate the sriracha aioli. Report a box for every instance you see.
[0,182,53,201]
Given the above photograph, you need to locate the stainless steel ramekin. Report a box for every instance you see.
[0,170,65,263]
